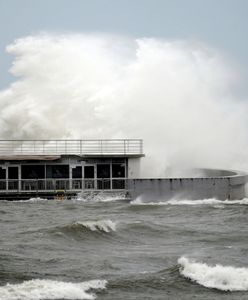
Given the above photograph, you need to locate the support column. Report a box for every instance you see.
[18,165,21,191]
[69,165,72,190]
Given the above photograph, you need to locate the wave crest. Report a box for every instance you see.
[0,279,107,300]
[178,256,248,291]
[69,220,116,233]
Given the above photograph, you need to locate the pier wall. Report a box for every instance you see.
[128,170,248,200]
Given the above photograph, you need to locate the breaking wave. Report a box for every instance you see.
[75,192,127,202]
[130,197,248,206]
[0,279,107,300]
[65,220,117,233]
[178,256,248,291]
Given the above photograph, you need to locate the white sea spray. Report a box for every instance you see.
[0,279,107,300]
[178,256,248,291]
[1,33,248,175]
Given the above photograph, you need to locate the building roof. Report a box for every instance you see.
[0,139,144,158]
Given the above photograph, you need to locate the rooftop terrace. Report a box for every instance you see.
[0,139,144,158]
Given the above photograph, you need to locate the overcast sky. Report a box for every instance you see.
[0,0,248,89]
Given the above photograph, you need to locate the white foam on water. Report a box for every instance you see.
[130,197,248,206]
[75,192,127,203]
[0,279,107,300]
[11,197,48,203]
[130,197,220,206]
[178,256,248,291]
[73,220,117,233]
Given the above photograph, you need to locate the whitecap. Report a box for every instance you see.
[0,279,107,300]
[178,256,248,291]
[75,192,127,202]
[72,219,117,233]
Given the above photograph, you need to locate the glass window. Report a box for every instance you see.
[21,165,45,179]
[84,166,95,178]
[0,167,6,179]
[97,164,110,178]
[8,167,18,179]
[72,166,82,178]
[46,165,69,179]
[112,163,125,178]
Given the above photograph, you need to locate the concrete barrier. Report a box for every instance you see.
[127,169,248,201]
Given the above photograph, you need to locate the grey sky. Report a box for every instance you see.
[0,0,248,89]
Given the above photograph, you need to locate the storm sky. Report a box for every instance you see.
[0,0,248,174]
[1,0,248,89]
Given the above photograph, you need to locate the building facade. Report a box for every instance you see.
[0,139,144,199]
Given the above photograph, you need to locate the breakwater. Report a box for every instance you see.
[128,169,248,200]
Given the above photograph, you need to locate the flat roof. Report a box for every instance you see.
[0,139,144,158]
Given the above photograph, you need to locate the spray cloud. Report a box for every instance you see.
[0,33,247,176]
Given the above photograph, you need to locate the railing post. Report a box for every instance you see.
[124,140,126,155]
[140,140,143,155]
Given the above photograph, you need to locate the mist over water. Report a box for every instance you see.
[1,33,248,175]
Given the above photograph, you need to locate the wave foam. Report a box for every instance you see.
[71,220,116,233]
[130,197,248,206]
[0,279,107,300]
[75,192,127,202]
[178,256,248,291]
[11,197,48,203]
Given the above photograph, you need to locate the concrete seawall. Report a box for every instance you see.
[127,169,248,200]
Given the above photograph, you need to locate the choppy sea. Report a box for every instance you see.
[1,194,248,299]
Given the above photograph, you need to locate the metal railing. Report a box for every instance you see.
[0,139,143,156]
[0,178,127,192]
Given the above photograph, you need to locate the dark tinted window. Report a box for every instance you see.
[21,165,45,179]
[8,167,18,179]
[97,164,110,178]
[112,163,125,178]
[72,166,82,178]
[46,165,69,178]
[84,166,94,178]
[0,167,6,179]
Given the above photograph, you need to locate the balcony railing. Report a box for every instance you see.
[0,179,128,192]
[0,139,143,156]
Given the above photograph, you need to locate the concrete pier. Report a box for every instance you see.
[127,169,248,201]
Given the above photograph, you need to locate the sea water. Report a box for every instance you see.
[1,196,248,299]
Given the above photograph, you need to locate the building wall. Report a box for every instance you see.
[127,171,248,201]
[128,158,141,178]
